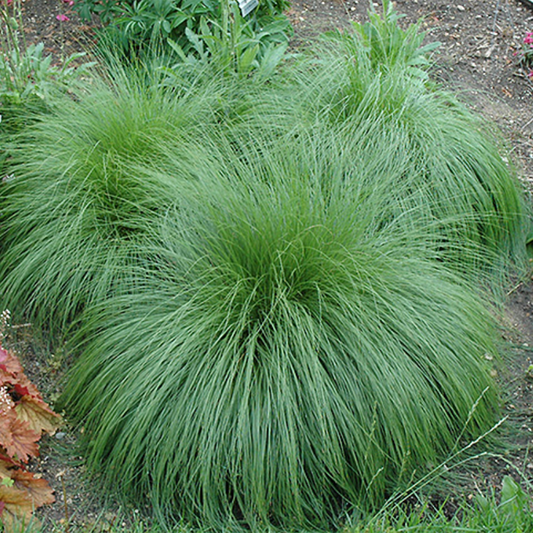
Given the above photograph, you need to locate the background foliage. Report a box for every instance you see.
[74,0,292,59]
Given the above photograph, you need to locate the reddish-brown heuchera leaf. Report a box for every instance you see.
[11,469,54,508]
[0,369,15,387]
[0,409,17,457]
[3,418,40,464]
[8,374,40,399]
[12,384,30,398]
[0,482,35,533]
[0,458,35,531]
[0,348,23,377]
[15,395,62,436]
[0,457,13,477]
[0,343,59,529]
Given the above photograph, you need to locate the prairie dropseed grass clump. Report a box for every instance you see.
[0,63,252,334]
[0,1,530,531]
[281,2,529,282]
[62,150,501,529]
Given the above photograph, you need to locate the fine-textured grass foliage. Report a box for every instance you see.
[277,2,529,281]
[0,3,528,531]
[62,144,500,529]
[0,61,266,333]
[1,0,528,334]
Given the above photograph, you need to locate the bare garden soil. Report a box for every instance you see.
[7,0,533,529]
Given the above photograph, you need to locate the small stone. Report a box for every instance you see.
[457,5,465,11]
[55,431,66,440]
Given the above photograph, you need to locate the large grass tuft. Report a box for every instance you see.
[0,4,527,529]
[63,151,500,529]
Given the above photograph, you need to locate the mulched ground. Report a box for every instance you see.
[5,0,533,529]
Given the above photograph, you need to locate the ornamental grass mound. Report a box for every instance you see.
[278,2,529,280]
[0,65,243,333]
[63,151,500,529]
[0,5,526,529]
[1,4,529,335]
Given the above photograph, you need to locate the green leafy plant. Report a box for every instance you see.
[73,0,133,24]
[164,1,289,79]
[79,0,291,60]
[351,0,439,81]
[102,0,208,53]
[0,43,90,104]
[477,475,530,517]
[0,0,94,178]
[0,0,93,107]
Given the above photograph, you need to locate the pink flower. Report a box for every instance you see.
[528,70,533,79]
[56,14,70,21]
[62,0,74,5]
[524,32,533,45]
